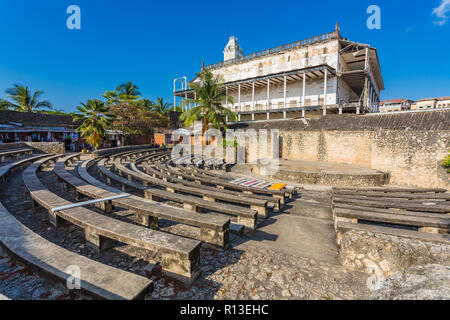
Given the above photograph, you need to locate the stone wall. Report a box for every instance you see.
[277,130,449,189]
[338,229,449,277]
[0,142,65,154]
[24,142,65,154]
[232,110,450,189]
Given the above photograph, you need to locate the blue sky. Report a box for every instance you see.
[0,0,449,112]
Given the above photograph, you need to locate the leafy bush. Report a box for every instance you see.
[222,139,239,148]
[441,152,450,173]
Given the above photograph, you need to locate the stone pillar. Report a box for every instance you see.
[200,226,229,249]
[283,76,287,109]
[135,211,159,229]
[266,112,269,120]
[95,200,114,213]
[267,78,270,110]
[301,108,305,118]
[85,231,114,252]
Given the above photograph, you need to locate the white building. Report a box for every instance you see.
[174,24,384,121]
[379,99,414,112]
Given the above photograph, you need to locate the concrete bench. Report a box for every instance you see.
[23,156,202,286]
[138,160,279,211]
[332,189,450,200]
[92,144,160,158]
[333,205,450,234]
[108,148,165,162]
[55,155,231,249]
[336,221,450,277]
[97,159,256,231]
[170,162,295,200]
[0,148,33,163]
[332,196,450,214]
[336,221,450,245]
[332,187,447,193]
[0,154,49,183]
[0,203,153,299]
[119,159,270,217]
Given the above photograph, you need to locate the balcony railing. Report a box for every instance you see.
[226,100,368,113]
[205,31,339,71]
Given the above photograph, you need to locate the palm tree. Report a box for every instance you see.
[116,81,141,97]
[73,99,114,149]
[180,69,236,133]
[103,81,141,105]
[149,97,173,116]
[0,84,53,112]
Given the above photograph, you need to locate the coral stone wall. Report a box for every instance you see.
[233,110,450,189]
[278,130,449,188]
[338,229,449,277]
[0,142,65,154]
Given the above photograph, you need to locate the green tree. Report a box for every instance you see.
[73,99,114,149]
[102,81,141,106]
[0,84,52,112]
[149,97,173,116]
[116,81,141,97]
[180,69,236,133]
[0,100,9,110]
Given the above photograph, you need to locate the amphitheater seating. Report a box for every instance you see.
[0,154,154,299]
[0,148,33,163]
[138,160,280,210]
[92,144,160,158]
[96,158,256,231]
[0,154,48,183]
[156,162,291,202]
[23,155,202,286]
[0,203,154,300]
[331,187,450,234]
[54,154,231,249]
[336,221,450,246]
[121,158,270,217]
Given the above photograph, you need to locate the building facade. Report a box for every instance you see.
[379,99,414,112]
[174,24,384,122]
[411,97,450,111]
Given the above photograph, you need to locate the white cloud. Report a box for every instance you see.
[432,0,450,25]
